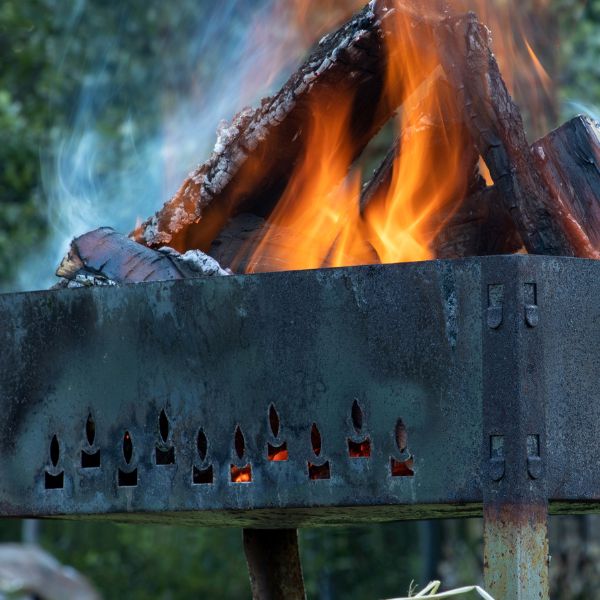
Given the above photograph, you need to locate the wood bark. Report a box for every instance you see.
[435,115,600,258]
[56,227,228,286]
[435,13,599,258]
[131,0,443,253]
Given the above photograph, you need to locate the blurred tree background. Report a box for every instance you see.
[0,0,598,598]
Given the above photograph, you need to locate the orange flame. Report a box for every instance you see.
[237,0,557,272]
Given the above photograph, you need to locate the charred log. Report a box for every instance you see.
[533,115,600,248]
[433,186,523,258]
[435,115,600,258]
[56,227,228,287]
[435,13,599,258]
[131,0,443,253]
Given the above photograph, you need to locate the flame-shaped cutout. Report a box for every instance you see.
[395,419,408,452]
[50,435,60,467]
[197,429,208,461]
[269,404,280,438]
[85,414,95,446]
[311,423,322,457]
[159,409,169,443]
[351,400,363,432]
[123,431,133,464]
[235,426,245,459]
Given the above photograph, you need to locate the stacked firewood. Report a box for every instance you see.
[55,1,599,289]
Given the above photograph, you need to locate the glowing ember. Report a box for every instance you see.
[268,443,289,462]
[348,439,372,458]
[230,464,252,483]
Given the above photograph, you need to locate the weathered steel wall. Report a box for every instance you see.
[1,255,599,531]
[0,259,483,525]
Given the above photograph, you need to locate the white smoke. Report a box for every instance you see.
[13,0,309,291]
[564,101,600,123]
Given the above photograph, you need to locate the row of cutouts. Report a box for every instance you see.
[44,401,414,489]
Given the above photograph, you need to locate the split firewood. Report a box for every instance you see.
[533,115,600,248]
[434,115,600,258]
[131,0,444,253]
[435,13,599,258]
[55,227,229,287]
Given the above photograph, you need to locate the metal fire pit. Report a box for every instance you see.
[1,254,600,598]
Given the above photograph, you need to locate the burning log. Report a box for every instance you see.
[436,13,600,258]
[533,115,600,248]
[131,0,443,253]
[361,111,600,259]
[56,227,229,287]
[433,186,523,258]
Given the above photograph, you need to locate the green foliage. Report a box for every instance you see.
[555,0,600,116]
[39,522,250,599]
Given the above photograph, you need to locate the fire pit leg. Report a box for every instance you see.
[484,504,549,599]
[243,528,306,600]
[482,261,549,599]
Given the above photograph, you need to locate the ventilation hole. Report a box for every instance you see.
[49,435,60,467]
[395,419,408,452]
[230,464,252,483]
[268,442,288,461]
[81,449,101,469]
[118,468,138,487]
[348,438,371,458]
[269,404,280,437]
[391,457,414,477]
[197,429,208,461]
[351,400,363,432]
[311,423,322,457]
[44,472,64,489]
[156,446,175,466]
[234,426,245,460]
[123,431,133,464]
[193,465,214,485]
[85,413,96,445]
[308,461,330,480]
[159,409,169,443]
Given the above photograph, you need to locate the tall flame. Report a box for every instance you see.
[237,0,557,273]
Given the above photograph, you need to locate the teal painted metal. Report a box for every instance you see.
[0,258,484,525]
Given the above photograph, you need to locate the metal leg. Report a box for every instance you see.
[482,260,549,600]
[243,528,306,600]
[484,504,549,599]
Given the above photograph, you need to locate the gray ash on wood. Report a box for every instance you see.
[56,227,229,287]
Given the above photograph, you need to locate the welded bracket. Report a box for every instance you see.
[482,260,549,600]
